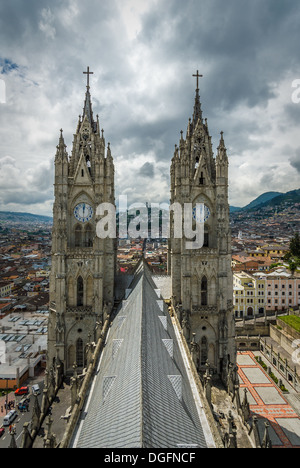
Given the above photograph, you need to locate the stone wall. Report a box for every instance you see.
[270,319,299,356]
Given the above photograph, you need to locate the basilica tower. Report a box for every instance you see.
[169,72,236,380]
[48,68,115,375]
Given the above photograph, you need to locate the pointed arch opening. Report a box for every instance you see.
[75,224,82,247]
[76,338,84,368]
[77,276,84,307]
[204,225,209,248]
[86,276,93,306]
[84,224,93,248]
[199,171,205,185]
[201,276,208,306]
[191,275,199,307]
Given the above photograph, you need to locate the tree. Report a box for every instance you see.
[289,261,297,275]
[290,232,300,257]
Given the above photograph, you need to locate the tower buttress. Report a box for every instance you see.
[170,74,235,381]
[48,69,116,375]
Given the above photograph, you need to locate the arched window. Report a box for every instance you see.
[76,338,84,368]
[200,336,208,366]
[75,225,82,247]
[77,276,84,306]
[201,276,208,306]
[204,225,209,248]
[84,224,93,247]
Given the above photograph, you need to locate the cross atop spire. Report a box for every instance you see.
[83,66,94,89]
[192,70,203,90]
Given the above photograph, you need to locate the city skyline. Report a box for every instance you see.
[0,0,300,217]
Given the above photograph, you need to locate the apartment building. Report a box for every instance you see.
[0,281,13,298]
[233,272,266,318]
[261,269,300,312]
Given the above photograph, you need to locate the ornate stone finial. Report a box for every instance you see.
[261,422,272,449]
[73,362,78,379]
[8,429,17,449]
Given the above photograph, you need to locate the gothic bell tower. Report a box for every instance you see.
[169,72,236,381]
[48,68,115,375]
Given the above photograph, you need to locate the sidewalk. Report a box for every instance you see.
[0,372,45,425]
[0,393,16,419]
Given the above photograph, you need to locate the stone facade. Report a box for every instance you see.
[47,80,115,375]
[169,81,236,379]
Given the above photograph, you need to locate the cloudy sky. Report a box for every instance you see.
[0,0,300,216]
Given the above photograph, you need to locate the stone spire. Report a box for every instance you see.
[261,422,272,449]
[82,66,96,132]
[216,131,229,181]
[8,430,17,449]
[55,128,68,164]
[192,86,203,129]
[191,70,203,130]
[217,131,228,163]
[82,87,94,127]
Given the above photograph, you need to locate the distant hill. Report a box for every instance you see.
[0,211,53,224]
[247,189,300,211]
[230,189,300,213]
[242,191,283,211]
[229,206,242,213]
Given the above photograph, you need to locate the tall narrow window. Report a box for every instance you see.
[204,226,209,247]
[76,338,84,367]
[85,224,93,247]
[75,225,82,247]
[201,276,208,306]
[77,276,84,306]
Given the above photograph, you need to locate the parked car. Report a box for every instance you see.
[3,410,17,427]
[32,384,40,395]
[15,386,29,396]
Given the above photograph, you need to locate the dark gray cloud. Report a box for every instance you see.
[0,0,299,214]
[138,162,155,178]
[290,149,300,173]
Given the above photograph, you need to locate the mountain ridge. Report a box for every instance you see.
[0,188,299,223]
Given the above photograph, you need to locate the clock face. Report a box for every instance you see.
[74,203,93,223]
[192,205,211,223]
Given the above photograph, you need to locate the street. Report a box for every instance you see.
[0,380,44,448]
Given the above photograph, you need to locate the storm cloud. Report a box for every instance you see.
[0,0,299,215]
